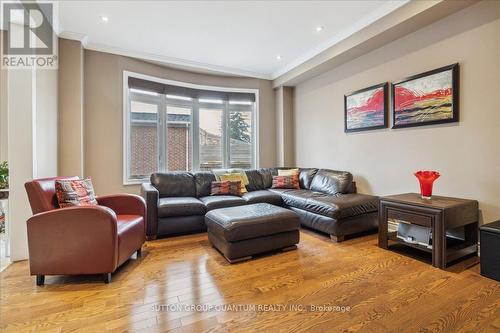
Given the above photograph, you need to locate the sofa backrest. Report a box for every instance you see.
[245,168,276,191]
[150,172,196,198]
[193,171,216,197]
[298,168,318,189]
[309,169,353,195]
[149,168,354,197]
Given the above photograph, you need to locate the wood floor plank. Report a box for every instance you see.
[0,230,497,333]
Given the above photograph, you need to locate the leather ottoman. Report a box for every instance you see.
[205,203,300,263]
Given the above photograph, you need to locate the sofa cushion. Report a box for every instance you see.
[199,195,246,211]
[158,197,206,217]
[242,190,282,205]
[299,168,319,189]
[194,171,216,198]
[151,172,196,198]
[310,169,353,195]
[267,188,295,195]
[281,190,378,219]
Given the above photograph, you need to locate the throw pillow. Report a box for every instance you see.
[55,178,98,208]
[210,180,242,196]
[278,168,299,177]
[271,175,300,189]
[219,173,248,193]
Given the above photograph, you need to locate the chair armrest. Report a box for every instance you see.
[26,206,119,275]
[141,183,159,240]
[97,194,146,217]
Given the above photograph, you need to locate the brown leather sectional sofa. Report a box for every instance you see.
[141,168,379,242]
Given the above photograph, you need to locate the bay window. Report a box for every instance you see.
[124,72,258,184]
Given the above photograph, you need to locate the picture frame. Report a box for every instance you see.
[344,82,388,133]
[392,63,459,129]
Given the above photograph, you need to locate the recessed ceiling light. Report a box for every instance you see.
[276,55,282,61]
[100,16,109,23]
[316,26,324,32]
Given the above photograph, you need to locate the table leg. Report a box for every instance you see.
[432,216,446,269]
[378,203,388,249]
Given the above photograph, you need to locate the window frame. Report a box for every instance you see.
[123,71,259,185]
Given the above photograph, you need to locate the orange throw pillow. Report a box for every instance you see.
[271,175,300,189]
[55,178,98,208]
[210,180,242,196]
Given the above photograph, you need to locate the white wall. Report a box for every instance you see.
[294,1,500,224]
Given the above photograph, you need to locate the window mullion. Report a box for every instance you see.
[222,101,230,169]
[192,100,200,171]
[159,94,167,172]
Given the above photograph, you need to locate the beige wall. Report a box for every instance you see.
[59,39,84,177]
[83,50,276,195]
[294,1,500,223]
[275,86,294,167]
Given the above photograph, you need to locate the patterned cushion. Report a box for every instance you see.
[55,178,98,208]
[210,180,242,196]
[271,175,300,189]
[219,173,248,194]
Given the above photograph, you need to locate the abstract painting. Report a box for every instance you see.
[344,82,388,132]
[392,63,459,128]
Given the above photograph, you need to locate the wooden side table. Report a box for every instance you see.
[379,193,478,269]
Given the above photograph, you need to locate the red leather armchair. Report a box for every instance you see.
[25,177,146,285]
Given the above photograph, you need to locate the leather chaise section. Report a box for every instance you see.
[282,190,378,219]
[158,197,206,217]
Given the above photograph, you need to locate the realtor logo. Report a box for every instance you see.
[1,1,57,68]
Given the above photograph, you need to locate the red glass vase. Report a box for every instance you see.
[414,171,440,199]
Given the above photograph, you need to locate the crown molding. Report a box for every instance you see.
[58,31,271,80]
[58,31,88,46]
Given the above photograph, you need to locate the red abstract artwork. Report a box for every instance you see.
[393,64,458,128]
[345,83,387,132]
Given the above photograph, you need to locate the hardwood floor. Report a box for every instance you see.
[1,230,499,333]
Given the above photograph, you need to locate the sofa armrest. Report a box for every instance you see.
[97,194,146,217]
[26,206,119,275]
[141,183,159,240]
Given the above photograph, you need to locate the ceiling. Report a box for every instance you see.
[58,0,409,79]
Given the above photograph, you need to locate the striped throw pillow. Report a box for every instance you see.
[210,180,242,196]
[271,175,300,189]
